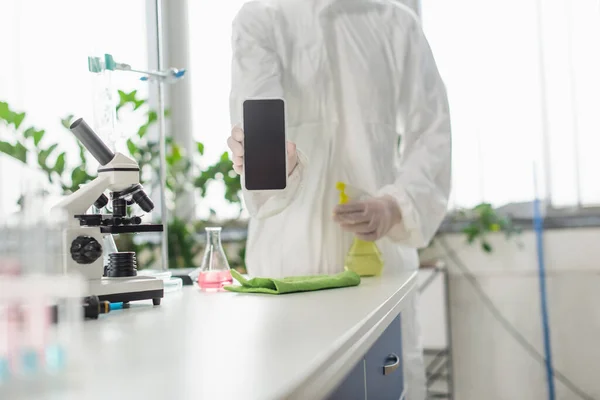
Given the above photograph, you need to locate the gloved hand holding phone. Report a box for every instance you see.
[227,126,298,176]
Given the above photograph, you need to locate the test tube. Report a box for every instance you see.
[20,293,49,376]
[3,205,20,275]
[90,66,119,153]
[4,280,20,384]
[51,278,85,375]
[0,214,18,386]
[0,301,8,385]
[0,220,9,384]
[50,211,85,376]
[14,178,39,377]
[0,168,87,393]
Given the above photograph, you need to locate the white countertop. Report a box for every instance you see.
[13,272,417,400]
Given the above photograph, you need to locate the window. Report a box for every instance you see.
[187,1,249,219]
[188,0,600,213]
[0,0,148,215]
[421,0,600,209]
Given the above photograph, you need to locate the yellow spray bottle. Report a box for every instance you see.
[336,182,384,276]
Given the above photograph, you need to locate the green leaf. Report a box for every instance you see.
[38,143,59,167]
[45,143,58,155]
[137,124,148,138]
[13,112,25,129]
[116,90,146,114]
[462,224,479,244]
[473,203,493,212]
[71,167,92,189]
[61,115,74,129]
[118,89,137,105]
[0,102,26,129]
[219,151,230,162]
[0,141,27,163]
[54,152,66,176]
[0,102,9,121]
[33,129,45,146]
[11,142,27,163]
[78,142,87,165]
[23,127,36,139]
[127,139,137,156]
[194,174,209,196]
[171,144,182,163]
[0,141,14,156]
[23,128,45,146]
[482,241,493,253]
[134,99,145,110]
[147,110,158,124]
[14,142,27,162]
[197,142,204,155]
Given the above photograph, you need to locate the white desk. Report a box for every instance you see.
[8,272,416,400]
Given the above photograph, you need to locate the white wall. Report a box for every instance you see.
[419,228,600,400]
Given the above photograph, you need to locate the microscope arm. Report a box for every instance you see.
[52,174,111,220]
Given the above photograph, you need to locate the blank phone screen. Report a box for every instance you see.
[243,99,287,190]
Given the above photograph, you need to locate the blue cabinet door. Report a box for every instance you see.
[365,315,403,400]
[328,359,366,400]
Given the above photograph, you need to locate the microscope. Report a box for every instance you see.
[53,118,164,305]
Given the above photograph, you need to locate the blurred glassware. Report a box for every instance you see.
[195,227,232,291]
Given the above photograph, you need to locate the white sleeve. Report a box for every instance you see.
[229,2,305,219]
[377,16,452,248]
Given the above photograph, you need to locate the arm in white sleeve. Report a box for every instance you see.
[377,16,452,248]
[229,2,305,219]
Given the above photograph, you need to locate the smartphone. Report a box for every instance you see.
[243,98,287,191]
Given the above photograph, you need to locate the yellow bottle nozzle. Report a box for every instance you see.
[336,181,349,205]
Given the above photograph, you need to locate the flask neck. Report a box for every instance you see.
[205,229,222,247]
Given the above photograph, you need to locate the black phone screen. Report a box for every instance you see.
[243,99,287,190]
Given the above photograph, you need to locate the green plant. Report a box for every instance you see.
[457,203,521,253]
[114,91,244,269]
[0,102,94,194]
[0,94,245,270]
[195,151,242,209]
[114,90,241,211]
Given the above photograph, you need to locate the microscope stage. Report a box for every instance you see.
[100,224,163,234]
[88,276,164,305]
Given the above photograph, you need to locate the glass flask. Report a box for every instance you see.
[197,227,233,291]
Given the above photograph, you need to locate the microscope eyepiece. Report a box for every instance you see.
[70,118,115,166]
[132,189,154,213]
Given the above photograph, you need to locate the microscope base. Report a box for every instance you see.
[88,276,164,305]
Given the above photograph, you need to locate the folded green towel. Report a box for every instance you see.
[224,269,361,295]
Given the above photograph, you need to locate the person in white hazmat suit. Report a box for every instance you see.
[227,1,451,398]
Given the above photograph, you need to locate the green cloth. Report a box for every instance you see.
[224,269,361,295]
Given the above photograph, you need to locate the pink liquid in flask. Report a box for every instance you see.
[198,270,233,291]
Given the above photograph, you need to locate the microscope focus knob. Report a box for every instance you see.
[70,236,103,264]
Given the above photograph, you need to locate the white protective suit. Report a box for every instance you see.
[229,1,451,399]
